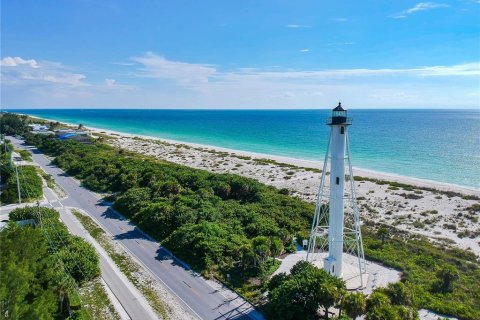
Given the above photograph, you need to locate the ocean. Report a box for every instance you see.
[10,109,480,189]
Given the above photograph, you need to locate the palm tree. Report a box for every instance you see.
[377,225,389,244]
[52,268,75,315]
[341,292,366,319]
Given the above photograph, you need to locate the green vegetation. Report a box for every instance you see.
[0,206,101,319]
[1,135,43,204]
[0,139,14,182]
[1,165,43,204]
[364,284,418,320]
[0,113,31,136]
[376,225,389,244]
[38,168,56,189]
[3,113,480,319]
[23,132,311,303]
[267,262,417,320]
[71,209,169,319]
[78,278,120,320]
[355,175,480,200]
[268,261,346,319]
[436,264,460,292]
[341,292,366,319]
[18,149,32,161]
[363,224,479,319]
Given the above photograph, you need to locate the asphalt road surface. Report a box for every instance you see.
[60,207,158,320]
[2,149,157,320]
[8,136,263,320]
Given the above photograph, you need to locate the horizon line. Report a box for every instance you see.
[3,107,480,111]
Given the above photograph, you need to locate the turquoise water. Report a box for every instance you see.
[10,109,480,189]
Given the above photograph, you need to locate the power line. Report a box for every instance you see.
[14,162,94,319]
[34,202,94,320]
[15,165,21,204]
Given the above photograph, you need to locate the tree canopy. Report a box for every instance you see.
[267,261,346,320]
[3,113,480,320]
[1,207,100,319]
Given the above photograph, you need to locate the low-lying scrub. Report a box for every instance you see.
[1,206,100,319]
[355,175,480,200]
[72,209,169,319]
[1,165,43,204]
[2,113,479,319]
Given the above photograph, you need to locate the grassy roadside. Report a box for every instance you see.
[37,168,55,189]
[36,167,67,198]
[5,112,478,319]
[71,209,169,320]
[17,149,32,161]
[79,278,121,320]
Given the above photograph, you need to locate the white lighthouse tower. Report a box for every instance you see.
[306,103,365,284]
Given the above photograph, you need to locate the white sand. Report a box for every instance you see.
[100,130,480,256]
[26,116,480,256]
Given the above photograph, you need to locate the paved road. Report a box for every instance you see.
[8,136,263,320]
[60,207,158,320]
[1,161,157,320]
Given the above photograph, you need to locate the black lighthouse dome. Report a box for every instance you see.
[327,102,352,125]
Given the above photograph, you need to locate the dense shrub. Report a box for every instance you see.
[0,113,31,136]
[54,236,100,284]
[1,165,43,204]
[0,141,14,182]
[6,114,480,319]
[9,207,100,282]
[164,221,250,272]
[9,205,59,221]
[267,261,346,320]
[2,206,100,318]
[0,223,58,319]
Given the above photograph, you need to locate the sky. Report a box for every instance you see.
[1,0,479,109]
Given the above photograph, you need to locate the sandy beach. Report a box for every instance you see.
[26,116,480,256]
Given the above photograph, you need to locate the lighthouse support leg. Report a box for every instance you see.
[306,133,331,262]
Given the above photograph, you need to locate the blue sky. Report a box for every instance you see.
[1,0,479,109]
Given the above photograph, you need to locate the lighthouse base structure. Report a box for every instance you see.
[273,251,400,293]
[309,253,369,290]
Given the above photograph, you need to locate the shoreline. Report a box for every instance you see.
[19,114,480,256]
[23,114,480,195]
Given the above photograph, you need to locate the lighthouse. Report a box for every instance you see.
[306,102,365,282]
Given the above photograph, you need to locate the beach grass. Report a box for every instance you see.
[25,132,479,319]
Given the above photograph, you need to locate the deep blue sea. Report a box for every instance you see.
[10,109,480,189]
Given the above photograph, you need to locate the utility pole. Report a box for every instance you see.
[37,201,41,221]
[7,143,13,169]
[15,164,21,204]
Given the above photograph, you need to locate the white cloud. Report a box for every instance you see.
[326,42,356,47]
[105,78,116,86]
[286,24,310,28]
[417,62,480,76]
[1,56,38,68]
[222,62,479,80]
[393,2,449,18]
[406,2,449,13]
[1,56,87,86]
[2,54,479,109]
[299,49,310,53]
[130,52,216,85]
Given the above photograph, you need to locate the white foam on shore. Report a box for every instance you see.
[24,114,480,196]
